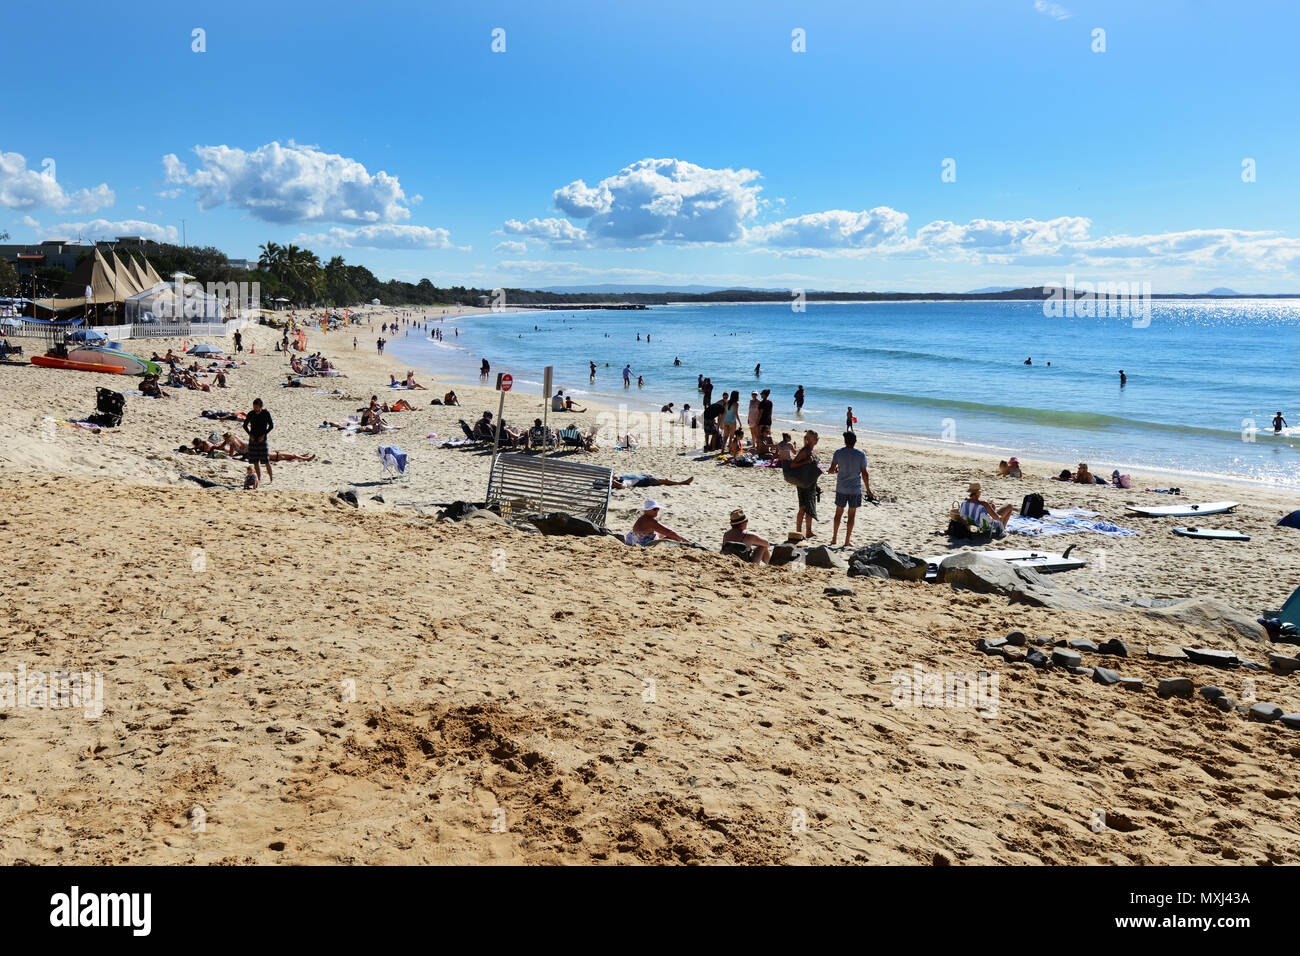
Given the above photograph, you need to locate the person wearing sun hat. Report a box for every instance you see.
[959,481,1013,537]
[624,499,690,547]
[722,508,771,565]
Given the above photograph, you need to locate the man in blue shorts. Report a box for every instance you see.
[827,431,872,547]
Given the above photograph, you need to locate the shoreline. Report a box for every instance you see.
[388,309,1300,493]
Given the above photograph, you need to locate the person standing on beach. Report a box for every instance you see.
[794,385,805,414]
[623,364,632,388]
[702,399,724,451]
[702,377,714,408]
[846,407,856,432]
[481,358,490,381]
[234,329,243,353]
[758,389,773,446]
[747,391,761,443]
[828,432,872,548]
[242,398,274,485]
[721,391,742,449]
[791,430,821,540]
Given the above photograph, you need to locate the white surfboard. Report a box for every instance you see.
[925,549,1087,579]
[1126,501,1239,518]
[1173,527,1251,541]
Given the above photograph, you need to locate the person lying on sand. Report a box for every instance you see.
[960,482,1013,536]
[187,437,232,457]
[613,474,694,489]
[722,508,771,565]
[625,499,689,546]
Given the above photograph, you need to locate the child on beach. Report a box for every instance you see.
[244,466,259,490]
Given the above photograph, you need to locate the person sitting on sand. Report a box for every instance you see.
[219,431,247,455]
[613,474,694,489]
[140,374,168,399]
[1074,462,1095,485]
[214,370,228,388]
[625,499,689,546]
[444,390,460,406]
[405,371,426,389]
[564,396,587,413]
[661,403,675,414]
[722,508,771,565]
[997,458,1022,478]
[774,432,795,462]
[960,482,1013,536]
[243,466,259,490]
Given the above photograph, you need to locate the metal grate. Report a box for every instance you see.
[485,453,613,525]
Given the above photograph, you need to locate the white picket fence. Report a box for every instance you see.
[3,318,245,341]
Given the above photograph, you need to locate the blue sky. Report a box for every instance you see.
[3,0,1299,291]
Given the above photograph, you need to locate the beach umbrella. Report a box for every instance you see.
[68,329,108,343]
[188,344,225,356]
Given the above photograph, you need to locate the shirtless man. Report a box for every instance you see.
[723,508,771,565]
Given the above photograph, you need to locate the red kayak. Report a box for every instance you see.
[31,354,126,374]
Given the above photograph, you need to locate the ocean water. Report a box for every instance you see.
[388,300,1300,486]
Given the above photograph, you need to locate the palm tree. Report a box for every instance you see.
[258,241,286,277]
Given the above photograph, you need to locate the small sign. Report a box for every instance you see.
[500,373,513,392]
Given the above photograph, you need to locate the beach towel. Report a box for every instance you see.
[1007,516,1082,537]
[1045,507,1100,518]
[378,445,407,476]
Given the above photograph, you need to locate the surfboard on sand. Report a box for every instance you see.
[1173,527,1251,541]
[925,548,1087,580]
[1126,501,1239,518]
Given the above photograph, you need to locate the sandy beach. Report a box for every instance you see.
[0,308,1298,864]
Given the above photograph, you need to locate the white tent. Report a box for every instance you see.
[124,280,222,323]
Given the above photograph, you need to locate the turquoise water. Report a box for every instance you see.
[389,300,1300,486]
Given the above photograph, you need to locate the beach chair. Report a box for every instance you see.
[458,419,480,443]
[485,453,613,525]
[557,426,585,450]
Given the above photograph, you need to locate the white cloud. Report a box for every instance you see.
[50,219,179,243]
[292,224,456,250]
[520,158,764,248]
[1033,0,1072,20]
[163,141,412,225]
[748,207,910,249]
[0,150,115,213]
[501,217,589,248]
[493,240,527,254]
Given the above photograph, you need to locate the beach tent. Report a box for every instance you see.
[1278,510,1300,530]
[58,248,119,305]
[68,329,108,343]
[127,256,151,291]
[125,280,221,323]
[142,258,166,288]
[188,344,224,356]
[109,251,144,297]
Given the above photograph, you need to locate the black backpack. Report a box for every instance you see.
[1020,493,1046,519]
